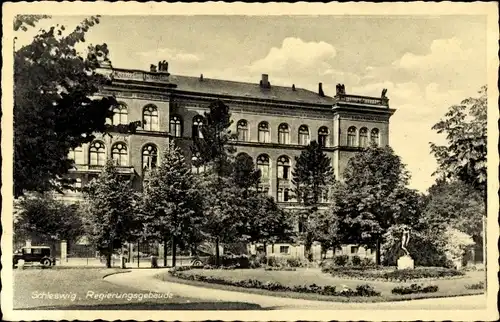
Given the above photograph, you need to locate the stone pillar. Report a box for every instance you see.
[61,240,68,263]
[25,239,32,247]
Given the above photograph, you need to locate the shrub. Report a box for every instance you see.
[206,255,250,268]
[333,255,349,266]
[286,257,305,267]
[249,255,261,269]
[359,257,376,268]
[267,255,288,268]
[391,283,439,295]
[351,255,362,266]
[465,281,485,290]
[355,284,381,296]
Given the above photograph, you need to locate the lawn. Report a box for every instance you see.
[158,268,485,303]
[12,268,263,310]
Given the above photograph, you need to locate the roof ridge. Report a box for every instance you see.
[170,74,331,96]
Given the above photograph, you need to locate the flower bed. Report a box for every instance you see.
[465,281,484,290]
[169,267,380,297]
[322,266,464,282]
[391,284,439,295]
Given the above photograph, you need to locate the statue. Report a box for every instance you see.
[401,226,411,256]
[336,83,346,96]
[381,88,388,98]
[150,64,157,73]
[157,60,169,72]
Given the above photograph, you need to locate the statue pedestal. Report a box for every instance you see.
[397,255,414,270]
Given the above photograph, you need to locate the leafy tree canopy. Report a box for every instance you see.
[430,86,487,196]
[14,15,139,197]
[14,193,83,243]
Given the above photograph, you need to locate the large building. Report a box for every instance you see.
[65,61,395,203]
[63,61,395,259]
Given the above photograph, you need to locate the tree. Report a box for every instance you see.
[14,193,84,244]
[291,140,334,260]
[14,15,139,197]
[329,145,423,265]
[244,193,294,252]
[80,160,138,268]
[430,86,487,196]
[424,179,484,239]
[429,85,487,272]
[232,153,261,193]
[141,142,204,267]
[193,99,236,177]
[197,172,251,266]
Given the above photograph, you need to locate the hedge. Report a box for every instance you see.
[391,283,439,295]
[323,266,464,282]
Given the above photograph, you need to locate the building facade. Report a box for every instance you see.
[62,62,395,259]
[64,62,395,202]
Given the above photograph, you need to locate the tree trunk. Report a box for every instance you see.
[375,238,381,266]
[106,242,112,268]
[215,237,220,267]
[163,236,168,267]
[172,235,177,267]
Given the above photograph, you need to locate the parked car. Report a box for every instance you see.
[13,246,56,268]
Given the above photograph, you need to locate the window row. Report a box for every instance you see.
[171,115,331,147]
[346,127,380,147]
[109,103,159,131]
[69,142,159,171]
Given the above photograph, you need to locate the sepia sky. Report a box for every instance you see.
[15,15,488,193]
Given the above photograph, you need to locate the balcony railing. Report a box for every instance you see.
[71,164,135,175]
[111,68,171,84]
[336,94,389,107]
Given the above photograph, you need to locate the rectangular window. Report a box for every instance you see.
[280,246,289,254]
[33,248,43,255]
[351,246,359,254]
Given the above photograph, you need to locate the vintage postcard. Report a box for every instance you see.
[2,2,499,321]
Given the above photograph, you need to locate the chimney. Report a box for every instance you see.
[200,74,204,81]
[260,74,270,88]
[318,82,325,97]
[292,84,296,91]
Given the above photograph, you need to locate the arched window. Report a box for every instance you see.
[278,123,290,144]
[237,119,249,141]
[318,127,329,148]
[371,128,380,146]
[298,125,310,145]
[277,188,291,202]
[277,155,290,180]
[89,141,106,166]
[170,115,182,137]
[347,126,357,146]
[258,121,270,143]
[359,127,368,147]
[143,105,159,131]
[192,115,204,139]
[257,154,270,181]
[191,152,206,174]
[111,103,128,125]
[69,146,85,165]
[142,144,158,172]
[111,142,128,166]
[257,185,270,195]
